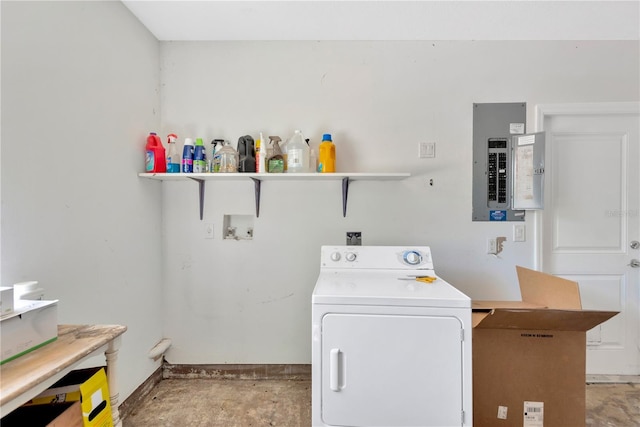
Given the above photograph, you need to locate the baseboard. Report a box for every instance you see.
[163,363,311,380]
[119,365,163,421]
[586,374,640,384]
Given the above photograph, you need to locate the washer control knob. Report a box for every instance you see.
[330,252,342,262]
[345,252,357,262]
[403,250,422,265]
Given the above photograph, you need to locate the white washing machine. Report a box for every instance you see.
[312,246,472,427]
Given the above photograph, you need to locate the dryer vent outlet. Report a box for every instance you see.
[346,232,362,246]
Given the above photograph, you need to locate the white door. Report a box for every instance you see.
[321,313,464,427]
[538,103,640,375]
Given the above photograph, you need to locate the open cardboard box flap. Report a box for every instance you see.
[473,266,618,330]
[473,307,617,331]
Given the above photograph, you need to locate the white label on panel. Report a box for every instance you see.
[515,145,535,202]
[517,134,536,145]
[523,401,544,427]
[510,123,525,134]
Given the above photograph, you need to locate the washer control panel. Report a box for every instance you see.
[321,246,433,270]
[403,250,422,265]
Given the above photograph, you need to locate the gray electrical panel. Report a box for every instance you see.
[472,102,526,221]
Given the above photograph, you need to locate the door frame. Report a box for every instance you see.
[533,102,640,270]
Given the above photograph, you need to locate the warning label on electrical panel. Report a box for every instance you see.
[489,210,507,221]
[510,123,525,134]
[523,401,544,427]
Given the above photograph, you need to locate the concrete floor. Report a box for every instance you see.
[586,382,640,426]
[123,379,311,427]
[123,379,639,427]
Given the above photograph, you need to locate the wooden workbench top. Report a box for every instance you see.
[0,324,127,408]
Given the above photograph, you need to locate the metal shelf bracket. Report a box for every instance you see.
[187,177,205,220]
[342,177,350,217]
[250,178,262,217]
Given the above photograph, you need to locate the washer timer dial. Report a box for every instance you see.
[403,250,422,266]
[345,252,357,262]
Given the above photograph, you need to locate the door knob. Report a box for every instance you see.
[631,241,640,250]
[629,259,640,268]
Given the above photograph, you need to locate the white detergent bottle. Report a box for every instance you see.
[286,130,310,173]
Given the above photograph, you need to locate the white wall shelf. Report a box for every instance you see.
[138,172,410,219]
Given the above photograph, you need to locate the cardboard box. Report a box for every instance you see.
[1,401,83,427]
[0,286,14,315]
[25,367,114,427]
[0,299,58,364]
[472,266,618,427]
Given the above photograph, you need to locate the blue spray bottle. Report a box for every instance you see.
[182,138,194,173]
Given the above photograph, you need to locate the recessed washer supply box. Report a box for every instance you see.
[0,286,14,314]
[0,299,58,364]
[472,266,618,427]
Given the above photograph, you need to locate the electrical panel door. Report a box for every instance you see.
[512,132,545,210]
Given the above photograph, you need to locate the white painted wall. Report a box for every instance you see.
[1,1,161,400]
[159,40,639,363]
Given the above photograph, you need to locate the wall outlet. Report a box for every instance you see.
[204,223,214,239]
[487,238,497,254]
[513,224,526,242]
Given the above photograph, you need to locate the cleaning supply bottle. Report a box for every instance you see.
[286,130,310,173]
[212,139,224,172]
[193,138,207,173]
[145,132,166,173]
[237,135,256,172]
[267,136,284,173]
[256,134,264,173]
[182,138,194,173]
[318,133,336,173]
[207,139,217,172]
[218,141,239,173]
[255,138,261,172]
[261,132,273,173]
[166,134,181,173]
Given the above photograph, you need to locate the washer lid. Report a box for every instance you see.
[312,270,470,308]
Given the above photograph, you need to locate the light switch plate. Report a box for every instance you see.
[419,142,436,158]
[513,224,525,242]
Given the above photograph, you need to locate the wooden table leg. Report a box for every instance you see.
[105,336,122,427]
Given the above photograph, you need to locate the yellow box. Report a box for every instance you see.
[25,367,113,427]
[80,368,113,427]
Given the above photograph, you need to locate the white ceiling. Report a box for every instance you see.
[121,1,640,41]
